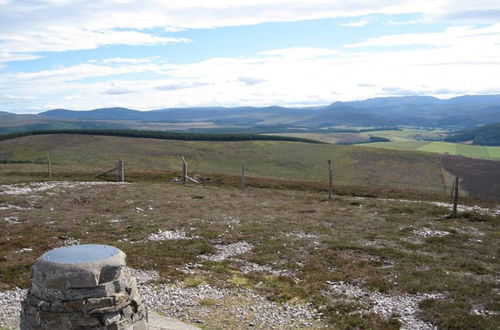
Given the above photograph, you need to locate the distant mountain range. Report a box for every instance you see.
[3,94,500,130]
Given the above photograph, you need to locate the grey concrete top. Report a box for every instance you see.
[32,244,127,291]
[42,244,121,264]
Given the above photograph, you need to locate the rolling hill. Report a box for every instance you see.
[0,133,499,200]
[445,123,500,146]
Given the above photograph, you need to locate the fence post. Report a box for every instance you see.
[450,176,459,218]
[328,160,333,200]
[116,160,124,182]
[47,153,52,179]
[182,156,187,184]
[240,163,245,188]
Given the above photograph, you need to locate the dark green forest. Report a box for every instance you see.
[445,123,500,146]
[0,129,325,144]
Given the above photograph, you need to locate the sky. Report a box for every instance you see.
[1,0,500,113]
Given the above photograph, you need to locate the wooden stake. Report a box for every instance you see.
[328,160,333,200]
[451,176,459,218]
[120,160,124,182]
[116,160,124,182]
[240,163,245,188]
[47,153,52,179]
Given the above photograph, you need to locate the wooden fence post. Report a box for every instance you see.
[328,160,333,200]
[116,160,124,182]
[451,176,459,218]
[240,163,245,188]
[47,153,52,179]
[182,156,187,184]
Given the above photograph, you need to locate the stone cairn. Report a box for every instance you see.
[20,244,148,330]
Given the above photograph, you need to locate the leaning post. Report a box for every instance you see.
[182,156,188,184]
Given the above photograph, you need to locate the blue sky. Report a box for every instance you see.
[1,1,499,113]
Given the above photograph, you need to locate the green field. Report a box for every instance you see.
[364,141,500,161]
[1,134,500,200]
[359,129,448,142]
[0,134,448,193]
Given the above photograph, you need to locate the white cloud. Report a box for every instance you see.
[385,20,419,25]
[1,0,499,64]
[238,76,266,86]
[103,87,137,95]
[3,23,499,111]
[155,82,210,91]
[347,24,500,48]
[340,20,370,27]
[261,47,340,59]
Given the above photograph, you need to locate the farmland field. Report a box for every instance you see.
[269,129,500,161]
[358,129,448,142]
[364,141,500,161]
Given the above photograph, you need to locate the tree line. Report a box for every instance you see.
[0,129,326,144]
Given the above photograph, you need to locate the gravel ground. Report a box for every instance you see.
[353,196,500,217]
[131,268,161,284]
[413,228,450,238]
[326,281,441,330]
[0,204,33,211]
[139,283,322,329]
[140,283,229,318]
[3,216,20,224]
[200,242,253,262]
[0,181,128,196]
[148,229,198,241]
[0,288,25,329]
[0,267,321,329]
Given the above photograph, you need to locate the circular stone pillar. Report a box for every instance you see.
[20,244,148,330]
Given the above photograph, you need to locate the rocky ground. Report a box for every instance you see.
[0,181,498,329]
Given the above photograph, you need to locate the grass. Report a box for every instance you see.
[365,141,500,161]
[183,275,206,287]
[0,134,453,195]
[359,129,447,142]
[0,179,498,328]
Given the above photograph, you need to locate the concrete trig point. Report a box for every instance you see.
[20,244,148,330]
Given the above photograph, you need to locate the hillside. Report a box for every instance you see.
[0,133,499,200]
[1,181,498,329]
[445,123,500,146]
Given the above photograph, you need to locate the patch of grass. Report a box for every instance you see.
[199,298,217,307]
[321,308,401,330]
[459,261,489,275]
[229,274,252,288]
[419,299,500,330]
[184,275,206,288]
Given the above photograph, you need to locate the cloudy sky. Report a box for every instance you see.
[1,0,500,113]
